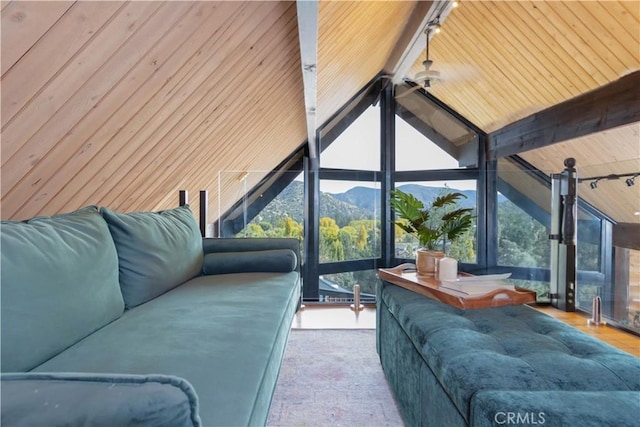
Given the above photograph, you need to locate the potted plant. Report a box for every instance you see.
[390,188,474,276]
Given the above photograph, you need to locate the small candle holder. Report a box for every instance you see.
[438,256,458,282]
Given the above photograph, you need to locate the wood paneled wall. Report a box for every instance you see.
[1,1,308,221]
[0,1,418,222]
[1,0,637,227]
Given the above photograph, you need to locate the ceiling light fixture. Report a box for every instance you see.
[579,171,640,190]
[413,25,441,88]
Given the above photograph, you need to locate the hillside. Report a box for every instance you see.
[251,181,373,227]
[252,181,482,227]
[331,184,478,211]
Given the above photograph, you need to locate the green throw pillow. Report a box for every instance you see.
[101,205,204,308]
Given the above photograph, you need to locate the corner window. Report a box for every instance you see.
[321,106,380,171]
[393,181,478,264]
[319,179,381,263]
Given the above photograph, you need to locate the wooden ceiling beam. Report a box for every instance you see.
[613,223,640,250]
[296,0,318,159]
[488,70,640,159]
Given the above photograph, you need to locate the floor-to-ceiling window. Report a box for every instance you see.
[495,157,553,300]
[496,157,615,308]
[221,82,484,304]
[393,86,482,271]
[217,81,636,332]
[317,104,382,302]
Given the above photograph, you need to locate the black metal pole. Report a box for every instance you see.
[179,190,188,207]
[380,82,395,268]
[303,142,320,301]
[199,190,208,237]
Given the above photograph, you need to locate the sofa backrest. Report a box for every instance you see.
[1,206,125,372]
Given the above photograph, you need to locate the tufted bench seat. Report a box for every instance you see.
[377,281,640,426]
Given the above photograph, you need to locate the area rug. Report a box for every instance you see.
[267,329,405,427]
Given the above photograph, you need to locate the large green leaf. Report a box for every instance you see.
[390,189,474,251]
[390,190,426,224]
[431,192,466,209]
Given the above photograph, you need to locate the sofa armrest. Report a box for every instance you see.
[471,390,640,427]
[202,238,301,271]
[1,373,201,427]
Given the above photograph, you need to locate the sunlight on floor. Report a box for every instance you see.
[292,304,376,329]
[292,304,640,357]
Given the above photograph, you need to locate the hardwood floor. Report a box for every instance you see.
[292,303,640,357]
[532,305,640,357]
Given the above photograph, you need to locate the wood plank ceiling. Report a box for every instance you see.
[1,0,639,225]
[412,0,640,223]
[520,122,640,223]
[2,1,308,222]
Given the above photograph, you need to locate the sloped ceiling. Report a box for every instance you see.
[406,0,640,223]
[1,0,639,225]
[519,122,640,223]
[317,0,414,124]
[2,1,308,221]
[418,0,639,133]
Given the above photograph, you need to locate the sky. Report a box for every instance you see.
[308,105,476,194]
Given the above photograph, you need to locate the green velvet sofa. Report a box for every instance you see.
[1,205,301,427]
[377,280,640,427]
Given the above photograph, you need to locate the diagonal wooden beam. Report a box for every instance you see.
[296,0,318,159]
[384,0,456,84]
[488,71,640,159]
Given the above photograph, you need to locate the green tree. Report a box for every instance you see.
[448,228,476,263]
[283,216,303,239]
[339,226,357,260]
[330,239,345,261]
[356,223,368,251]
[259,222,272,232]
[243,223,266,237]
[498,201,550,268]
[320,217,343,262]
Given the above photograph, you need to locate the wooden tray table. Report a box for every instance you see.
[378,263,536,310]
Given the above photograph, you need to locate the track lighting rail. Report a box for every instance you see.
[579,172,639,188]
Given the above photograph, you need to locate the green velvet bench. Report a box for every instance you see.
[1,205,301,426]
[377,280,640,427]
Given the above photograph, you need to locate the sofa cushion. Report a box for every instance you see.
[202,249,297,275]
[34,271,301,427]
[1,206,124,372]
[101,205,203,308]
[1,372,200,427]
